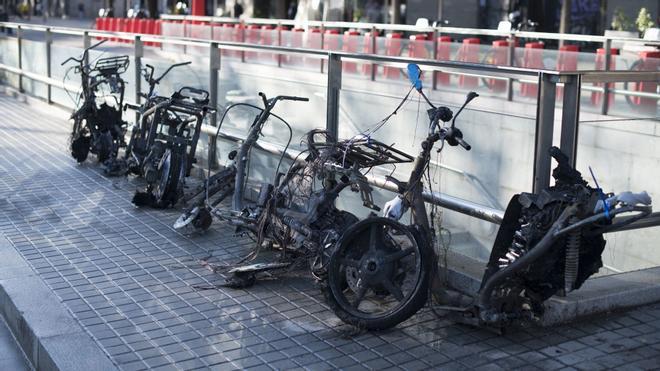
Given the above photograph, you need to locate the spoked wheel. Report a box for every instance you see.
[324,217,433,330]
[154,149,185,207]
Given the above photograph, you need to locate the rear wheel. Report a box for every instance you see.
[154,149,185,207]
[324,217,432,330]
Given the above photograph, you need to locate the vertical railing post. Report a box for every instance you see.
[533,72,558,193]
[432,28,439,90]
[45,27,52,103]
[17,25,23,92]
[83,31,91,66]
[134,35,143,123]
[600,38,612,115]
[240,20,246,63]
[208,41,221,168]
[506,34,516,101]
[277,21,283,68]
[559,74,581,168]
[326,53,342,139]
[320,24,326,74]
[370,26,377,81]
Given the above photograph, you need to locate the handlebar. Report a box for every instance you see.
[151,61,192,85]
[61,39,107,67]
[258,92,309,110]
[456,137,471,151]
[279,96,310,102]
[61,57,80,66]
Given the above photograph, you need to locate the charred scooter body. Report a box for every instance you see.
[132,87,213,208]
[63,40,129,164]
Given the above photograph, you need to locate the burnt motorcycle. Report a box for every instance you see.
[131,86,214,208]
[62,40,129,164]
[200,93,413,288]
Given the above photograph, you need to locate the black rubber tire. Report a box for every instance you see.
[154,149,184,208]
[323,217,433,330]
[70,118,90,163]
[97,131,113,163]
[71,135,91,163]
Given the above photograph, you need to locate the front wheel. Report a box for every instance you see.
[154,149,185,207]
[70,118,90,163]
[323,217,433,330]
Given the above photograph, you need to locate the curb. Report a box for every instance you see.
[0,234,118,371]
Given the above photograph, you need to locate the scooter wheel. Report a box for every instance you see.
[71,135,91,163]
[323,217,433,330]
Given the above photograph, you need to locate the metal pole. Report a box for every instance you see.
[134,35,143,123]
[277,21,282,68]
[600,38,611,115]
[506,34,515,101]
[326,53,342,139]
[208,41,221,168]
[320,24,325,74]
[370,26,377,81]
[17,25,22,92]
[559,74,581,168]
[240,20,245,63]
[432,28,438,90]
[83,31,91,66]
[45,27,52,103]
[532,72,557,193]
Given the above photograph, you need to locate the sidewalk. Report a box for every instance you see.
[0,91,659,370]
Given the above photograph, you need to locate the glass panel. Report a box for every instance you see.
[576,101,660,273]
[0,32,19,88]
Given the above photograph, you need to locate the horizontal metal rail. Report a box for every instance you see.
[2,21,658,86]
[161,14,660,47]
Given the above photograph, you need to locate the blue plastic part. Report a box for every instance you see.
[407,64,423,91]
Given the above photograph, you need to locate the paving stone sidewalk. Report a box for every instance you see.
[1,92,660,370]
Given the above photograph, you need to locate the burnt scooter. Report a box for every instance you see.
[173,92,305,232]
[131,85,214,208]
[107,61,193,176]
[62,40,129,164]
[324,64,654,331]
[201,93,413,287]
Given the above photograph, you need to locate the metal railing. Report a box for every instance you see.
[161,14,660,46]
[155,16,660,113]
[0,21,659,227]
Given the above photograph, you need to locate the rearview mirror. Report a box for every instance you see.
[451,91,479,128]
[407,64,423,91]
[465,91,478,104]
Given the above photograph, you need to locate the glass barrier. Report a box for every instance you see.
[0,33,19,88]
[575,103,660,273]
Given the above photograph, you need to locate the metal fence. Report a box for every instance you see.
[0,21,658,229]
